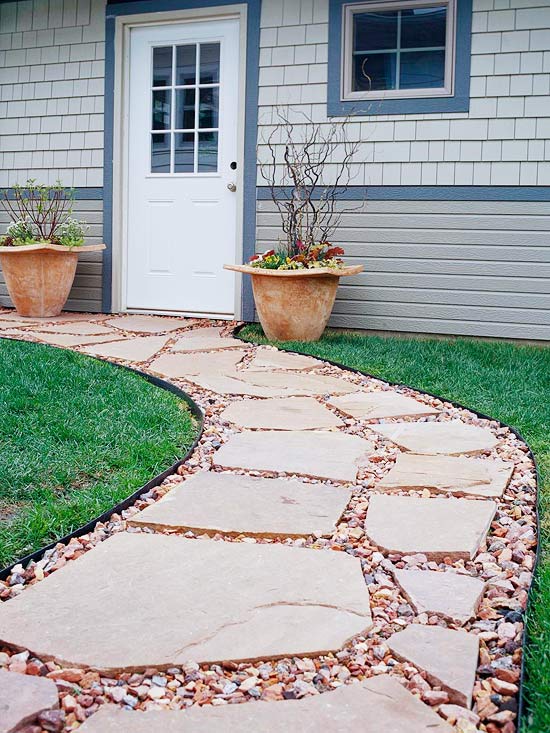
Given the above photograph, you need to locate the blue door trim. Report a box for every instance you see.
[103,0,260,318]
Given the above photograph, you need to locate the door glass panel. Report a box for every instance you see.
[200,43,220,84]
[151,89,171,130]
[174,132,195,172]
[176,44,196,86]
[176,88,196,130]
[199,87,219,128]
[198,131,218,172]
[151,133,171,173]
[152,46,172,87]
[151,42,220,173]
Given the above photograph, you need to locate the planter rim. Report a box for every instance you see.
[0,242,106,254]
[224,263,363,277]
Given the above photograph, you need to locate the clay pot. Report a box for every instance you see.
[0,243,106,318]
[225,264,363,342]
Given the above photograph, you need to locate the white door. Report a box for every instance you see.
[125,19,240,315]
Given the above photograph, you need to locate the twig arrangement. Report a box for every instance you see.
[1,181,75,241]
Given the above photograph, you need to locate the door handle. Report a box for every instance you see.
[227,182,237,192]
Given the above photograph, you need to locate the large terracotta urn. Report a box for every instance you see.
[225,263,363,342]
[0,242,106,318]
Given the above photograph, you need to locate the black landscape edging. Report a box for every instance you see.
[0,340,204,581]
[233,323,541,730]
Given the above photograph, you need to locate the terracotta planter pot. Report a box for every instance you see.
[225,263,363,342]
[0,242,106,318]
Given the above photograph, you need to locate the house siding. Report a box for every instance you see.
[0,0,549,337]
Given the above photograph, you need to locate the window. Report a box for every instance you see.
[150,43,221,174]
[327,0,472,116]
[343,0,454,101]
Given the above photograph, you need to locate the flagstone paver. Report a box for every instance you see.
[220,396,344,430]
[77,676,453,732]
[183,371,296,397]
[172,335,246,352]
[379,453,514,497]
[130,471,351,537]
[183,371,361,398]
[327,391,440,420]
[373,420,499,455]
[105,315,188,333]
[29,331,127,348]
[393,569,486,625]
[177,325,223,338]
[150,350,248,379]
[387,624,480,707]
[81,335,170,362]
[247,348,322,371]
[0,669,59,733]
[214,430,374,482]
[0,532,372,672]
[30,321,118,336]
[365,495,496,560]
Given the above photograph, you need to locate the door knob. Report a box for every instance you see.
[227,182,237,192]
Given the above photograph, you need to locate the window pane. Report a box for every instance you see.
[176,44,196,85]
[400,49,446,88]
[152,89,171,130]
[198,131,218,172]
[151,133,171,173]
[200,43,220,84]
[174,132,194,172]
[175,88,195,130]
[401,7,447,49]
[152,46,172,87]
[353,52,397,91]
[199,87,219,128]
[353,11,398,52]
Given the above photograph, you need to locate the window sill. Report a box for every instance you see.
[328,94,470,117]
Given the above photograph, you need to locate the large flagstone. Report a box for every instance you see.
[106,315,188,333]
[150,350,247,379]
[172,335,246,352]
[0,669,59,733]
[365,495,496,560]
[183,371,361,398]
[213,430,374,482]
[247,348,323,371]
[387,625,479,707]
[220,396,344,430]
[393,569,486,625]
[30,332,127,348]
[373,420,498,455]
[130,471,351,537]
[31,321,117,336]
[0,533,371,672]
[327,391,439,420]
[77,675,453,732]
[183,372,298,397]
[81,335,170,362]
[378,453,514,498]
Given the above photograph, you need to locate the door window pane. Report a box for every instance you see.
[151,133,171,172]
[152,46,172,87]
[401,7,447,48]
[400,49,445,89]
[152,89,171,130]
[176,88,196,130]
[354,11,398,52]
[198,131,218,172]
[200,43,220,84]
[176,44,196,86]
[199,87,219,128]
[174,132,195,172]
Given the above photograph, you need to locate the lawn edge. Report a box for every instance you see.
[233,323,541,731]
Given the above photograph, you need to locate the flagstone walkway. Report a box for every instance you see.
[0,311,537,733]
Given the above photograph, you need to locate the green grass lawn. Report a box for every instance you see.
[0,338,198,569]
[239,324,550,733]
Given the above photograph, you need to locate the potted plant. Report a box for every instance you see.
[225,110,363,342]
[0,181,105,318]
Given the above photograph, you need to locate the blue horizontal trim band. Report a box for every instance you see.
[3,187,104,200]
[257,186,550,202]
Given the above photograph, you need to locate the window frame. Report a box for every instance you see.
[342,0,456,102]
[327,0,472,117]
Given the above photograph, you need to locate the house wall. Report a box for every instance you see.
[0,0,549,337]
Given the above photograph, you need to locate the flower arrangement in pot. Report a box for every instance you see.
[225,109,364,342]
[0,181,105,317]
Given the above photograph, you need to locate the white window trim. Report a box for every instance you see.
[341,0,456,102]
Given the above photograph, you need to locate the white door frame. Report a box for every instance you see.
[110,4,248,318]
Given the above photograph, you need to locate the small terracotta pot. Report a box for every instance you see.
[225,263,363,342]
[0,242,106,318]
